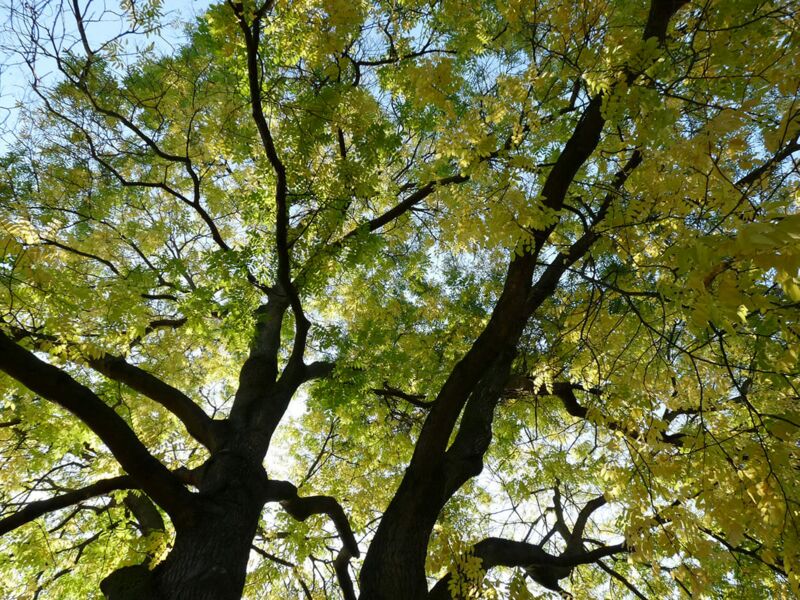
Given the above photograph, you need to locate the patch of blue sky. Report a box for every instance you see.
[0,0,212,150]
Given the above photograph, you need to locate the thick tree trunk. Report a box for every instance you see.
[102,498,263,600]
[359,355,515,600]
[102,445,269,600]
[152,501,262,600]
[359,468,446,600]
[101,501,262,600]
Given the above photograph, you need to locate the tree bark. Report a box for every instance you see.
[102,447,269,600]
[151,504,262,600]
[359,465,448,599]
[101,503,262,600]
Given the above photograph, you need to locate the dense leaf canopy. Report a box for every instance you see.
[1,0,799,598]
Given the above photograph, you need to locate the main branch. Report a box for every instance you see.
[0,332,195,522]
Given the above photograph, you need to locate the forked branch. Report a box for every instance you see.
[0,331,195,522]
[228,1,310,368]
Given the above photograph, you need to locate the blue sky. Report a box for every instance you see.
[0,0,213,148]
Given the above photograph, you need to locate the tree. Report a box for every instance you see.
[0,0,798,597]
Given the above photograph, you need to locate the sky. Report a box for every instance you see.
[0,0,213,148]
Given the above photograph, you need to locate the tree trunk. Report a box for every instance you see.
[101,494,263,600]
[359,353,516,600]
[153,501,262,600]
[102,445,269,600]
[359,467,448,599]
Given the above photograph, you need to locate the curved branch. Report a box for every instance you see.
[428,537,627,599]
[0,475,133,536]
[39,238,121,275]
[477,537,626,569]
[362,1,686,591]
[549,382,686,447]
[86,353,223,451]
[266,480,360,559]
[4,322,222,451]
[266,479,359,600]
[411,112,643,480]
[569,495,607,552]
[0,331,195,522]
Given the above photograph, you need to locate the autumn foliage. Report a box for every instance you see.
[1,0,799,598]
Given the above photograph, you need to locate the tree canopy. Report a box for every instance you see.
[0,0,799,598]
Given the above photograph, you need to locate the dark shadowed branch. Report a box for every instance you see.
[343,174,469,241]
[86,354,223,451]
[371,382,433,409]
[228,1,310,371]
[0,475,133,536]
[548,382,686,447]
[4,321,222,451]
[0,331,195,522]
[428,536,627,599]
[597,559,649,600]
[266,479,359,600]
[362,2,689,595]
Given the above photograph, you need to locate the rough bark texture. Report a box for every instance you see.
[152,505,262,600]
[101,445,270,600]
[101,503,261,600]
